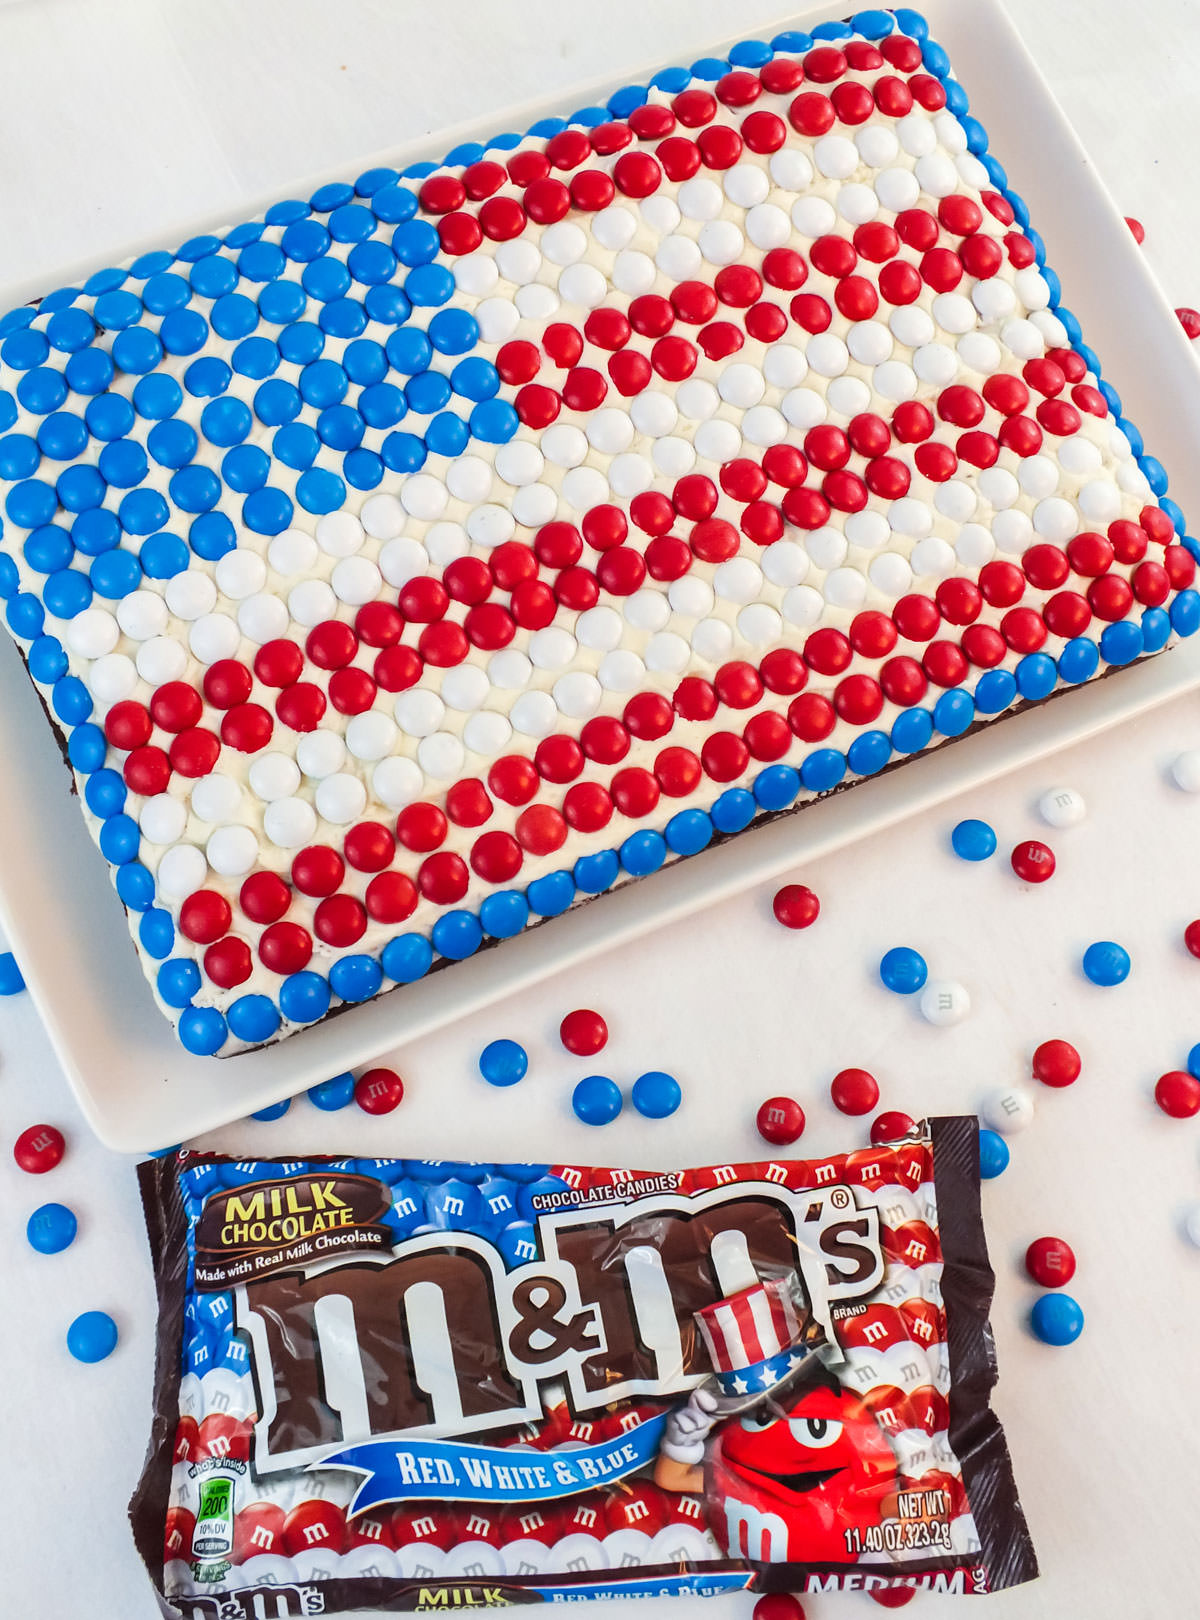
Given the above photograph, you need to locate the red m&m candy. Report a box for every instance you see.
[757,1095,805,1145]
[14,1123,65,1174]
[1011,840,1055,882]
[1025,1235,1077,1287]
[753,1597,806,1620]
[1032,1039,1081,1087]
[354,1067,405,1115]
[1184,920,1200,959]
[871,1110,916,1145]
[559,1008,609,1056]
[772,884,820,929]
[831,1068,880,1116]
[1155,1071,1200,1118]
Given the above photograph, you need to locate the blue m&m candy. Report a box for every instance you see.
[1082,940,1130,986]
[1030,1292,1084,1346]
[951,819,997,862]
[67,1310,118,1363]
[479,1038,528,1087]
[0,950,25,994]
[879,946,928,994]
[27,1202,77,1253]
[978,1129,1010,1179]
[572,1074,623,1126]
[631,1070,681,1119]
[251,1099,291,1122]
[308,1071,356,1110]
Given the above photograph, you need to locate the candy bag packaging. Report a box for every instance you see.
[132,1117,1036,1615]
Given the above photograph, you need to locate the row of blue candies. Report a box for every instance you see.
[572,1070,682,1125]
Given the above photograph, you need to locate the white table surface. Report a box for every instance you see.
[3,3,1200,1617]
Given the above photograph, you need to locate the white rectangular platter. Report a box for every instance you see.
[3,0,1199,1152]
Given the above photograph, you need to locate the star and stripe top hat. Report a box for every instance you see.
[694,1275,828,1414]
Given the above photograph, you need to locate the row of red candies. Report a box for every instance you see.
[497,221,1038,429]
[164,1476,705,1567]
[108,492,1180,799]
[417,40,941,252]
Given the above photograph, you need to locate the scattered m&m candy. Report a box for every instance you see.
[559,1008,608,1056]
[631,1070,681,1119]
[27,1202,77,1254]
[979,1129,1010,1179]
[1177,307,1200,341]
[950,819,996,862]
[252,1099,291,1122]
[919,979,970,1026]
[871,1110,916,1145]
[572,1074,622,1126]
[1030,1292,1084,1346]
[67,1310,119,1363]
[308,1072,356,1111]
[753,1595,806,1620]
[1025,1236,1076,1287]
[868,1592,916,1610]
[0,950,25,994]
[1032,1039,1081,1087]
[1184,921,1200,960]
[354,1066,404,1114]
[1125,215,1145,244]
[757,1095,805,1145]
[981,1085,1035,1135]
[14,1123,65,1174]
[879,947,928,995]
[1010,840,1055,883]
[479,1038,528,1087]
[1170,749,1200,792]
[1082,940,1130,986]
[772,884,820,929]
[830,1068,879,1116]
[1037,787,1086,828]
[1155,1070,1200,1119]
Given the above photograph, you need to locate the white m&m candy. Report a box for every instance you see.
[1038,787,1086,827]
[981,1085,1036,1135]
[919,980,971,1026]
